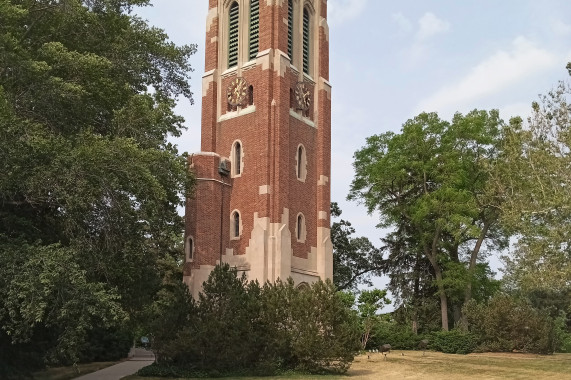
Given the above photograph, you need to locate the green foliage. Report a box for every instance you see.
[430,329,478,354]
[78,327,133,362]
[498,72,571,291]
[349,110,508,330]
[356,289,391,349]
[368,320,425,350]
[0,0,195,372]
[554,314,571,353]
[464,295,557,354]
[146,264,361,376]
[331,202,384,291]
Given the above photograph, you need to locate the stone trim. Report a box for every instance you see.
[290,108,315,128]
[219,104,256,121]
[317,174,328,186]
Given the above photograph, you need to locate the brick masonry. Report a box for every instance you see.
[184,0,332,298]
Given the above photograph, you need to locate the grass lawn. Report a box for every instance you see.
[32,360,122,380]
[124,350,571,380]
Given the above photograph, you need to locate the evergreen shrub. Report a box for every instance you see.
[430,329,477,354]
[143,264,360,376]
[464,295,557,354]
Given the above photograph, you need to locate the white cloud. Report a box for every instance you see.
[392,12,413,33]
[328,0,368,26]
[416,37,558,113]
[500,102,532,121]
[415,12,450,42]
[553,20,571,36]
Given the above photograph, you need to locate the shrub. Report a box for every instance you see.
[143,264,360,376]
[464,295,557,354]
[78,327,132,362]
[367,321,424,350]
[430,329,477,354]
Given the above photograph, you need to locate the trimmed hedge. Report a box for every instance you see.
[430,329,478,354]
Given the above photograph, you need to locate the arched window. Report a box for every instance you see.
[288,0,294,60]
[185,236,194,261]
[302,7,310,74]
[232,211,241,238]
[297,145,303,178]
[249,0,259,60]
[232,140,243,176]
[296,213,305,242]
[296,144,306,182]
[248,85,254,106]
[228,2,239,68]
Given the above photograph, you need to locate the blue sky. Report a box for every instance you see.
[136,0,571,293]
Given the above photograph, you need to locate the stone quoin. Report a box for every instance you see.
[184,0,332,298]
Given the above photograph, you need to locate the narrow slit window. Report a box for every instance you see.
[235,142,241,175]
[233,211,240,238]
[297,146,303,178]
[186,236,194,260]
[249,0,259,60]
[288,0,294,60]
[302,8,310,74]
[297,214,304,240]
[248,85,254,106]
[228,2,239,68]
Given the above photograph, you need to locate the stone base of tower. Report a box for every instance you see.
[183,150,333,299]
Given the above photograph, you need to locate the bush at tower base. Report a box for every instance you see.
[141,264,361,377]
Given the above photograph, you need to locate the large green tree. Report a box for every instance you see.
[0,0,195,371]
[499,71,571,291]
[349,110,507,330]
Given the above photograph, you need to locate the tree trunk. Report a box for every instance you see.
[435,267,449,331]
[453,303,462,327]
[462,221,491,328]
[426,228,448,331]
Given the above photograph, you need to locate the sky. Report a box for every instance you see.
[135,0,571,295]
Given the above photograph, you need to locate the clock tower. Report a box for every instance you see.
[184,0,332,298]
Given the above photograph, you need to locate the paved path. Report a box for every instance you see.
[75,348,154,380]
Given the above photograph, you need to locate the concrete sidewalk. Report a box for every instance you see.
[75,348,154,380]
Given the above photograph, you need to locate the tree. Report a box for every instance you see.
[356,289,391,349]
[0,0,195,372]
[331,202,385,291]
[499,75,571,292]
[349,111,507,330]
[381,228,439,334]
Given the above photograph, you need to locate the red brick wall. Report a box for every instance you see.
[187,0,330,269]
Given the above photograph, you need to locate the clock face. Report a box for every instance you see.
[295,82,311,111]
[227,77,248,106]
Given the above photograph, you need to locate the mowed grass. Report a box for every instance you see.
[32,360,121,380]
[125,351,571,380]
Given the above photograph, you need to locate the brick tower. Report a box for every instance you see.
[184,0,332,298]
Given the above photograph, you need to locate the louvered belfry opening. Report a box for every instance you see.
[228,2,239,68]
[249,0,259,60]
[302,8,310,74]
[288,0,294,60]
